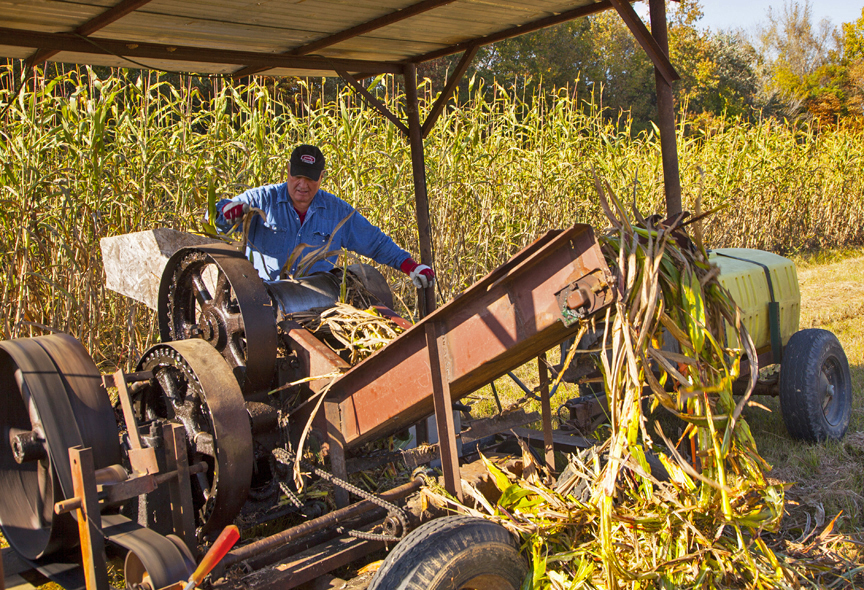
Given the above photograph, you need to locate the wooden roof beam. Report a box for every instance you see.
[26,0,156,67]
[608,0,679,84]
[1,27,404,74]
[421,46,477,138]
[233,0,459,78]
[336,68,409,136]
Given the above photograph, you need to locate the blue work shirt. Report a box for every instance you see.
[215,183,411,281]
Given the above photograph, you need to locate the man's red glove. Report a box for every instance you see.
[222,201,249,223]
[400,258,435,289]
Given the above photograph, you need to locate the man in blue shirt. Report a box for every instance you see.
[215,145,435,288]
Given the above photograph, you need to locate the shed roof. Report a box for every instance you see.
[0,0,622,77]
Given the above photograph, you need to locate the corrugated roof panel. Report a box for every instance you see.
[0,0,611,74]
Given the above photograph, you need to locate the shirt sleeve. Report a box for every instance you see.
[338,207,413,270]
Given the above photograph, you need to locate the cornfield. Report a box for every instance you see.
[2,61,864,368]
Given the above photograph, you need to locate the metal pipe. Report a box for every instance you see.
[221,477,423,567]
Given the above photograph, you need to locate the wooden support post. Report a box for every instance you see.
[163,422,197,553]
[649,0,682,217]
[425,322,462,500]
[325,401,350,508]
[69,446,110,590]
[403,63,436,318]
[537,354,555,475]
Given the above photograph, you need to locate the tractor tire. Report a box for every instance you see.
[779,329,852,442]
[368,515,528,590]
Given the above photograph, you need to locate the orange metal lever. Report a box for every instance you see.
[182,525,240,590]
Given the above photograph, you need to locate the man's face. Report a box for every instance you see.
[287,172,322,213]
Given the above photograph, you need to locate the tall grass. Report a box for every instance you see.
[2,62,864,367]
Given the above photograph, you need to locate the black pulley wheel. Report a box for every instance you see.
[0,334,119,559]
[779,329,852,442]
[158,244,277,391]
[137,339,253,538]
[368,515,528,590]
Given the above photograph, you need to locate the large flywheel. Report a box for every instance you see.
[0,333,119,559]
[158,244,277,391]
[136,339,253,538]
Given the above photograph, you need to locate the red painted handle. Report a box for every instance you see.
[187,525,240,589]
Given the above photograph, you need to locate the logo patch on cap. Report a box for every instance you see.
[301,155,316,165]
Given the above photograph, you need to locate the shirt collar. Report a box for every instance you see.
[278,184,326,211]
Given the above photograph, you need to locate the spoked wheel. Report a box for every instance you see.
[779,329,852,442]
[369,515,528,590]
[137,339,253,538]
[158,244,277,391]
[0,334,119,559]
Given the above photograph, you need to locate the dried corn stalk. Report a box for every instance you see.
[427,178,802,588]
[291,302,405,365]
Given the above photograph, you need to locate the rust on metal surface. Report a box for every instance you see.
[220,478,423,568]
[425,321,462,499]
[163,423,197,552]
[219,535,384,590]
[283,325,350,392]
[114,369,159,475]
[538,354,555,473]
[331,224,613,448]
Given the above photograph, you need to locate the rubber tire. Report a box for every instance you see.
[779,329,852,442]
[368,515,528,590]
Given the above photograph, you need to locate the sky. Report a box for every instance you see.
[697,1,863,32]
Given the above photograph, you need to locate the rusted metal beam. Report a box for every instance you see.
[26,0,156,67]
[233,0,459,77]
[0,27,404,74]
[324,401,350,508]
[336,68,409,136]
[412,0,623,64]
[649,0,682,216]
[421,46,478,139]
[538,354,556,474]
[332,224,614,448]
[425,321,462,499]
[403,63,437,317]
[608,0,679,85]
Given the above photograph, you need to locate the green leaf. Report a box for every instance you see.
[680,267,706,354]
[498,483,533,508]
[481,453,513,493]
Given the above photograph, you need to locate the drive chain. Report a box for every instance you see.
[272,447,409,542]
